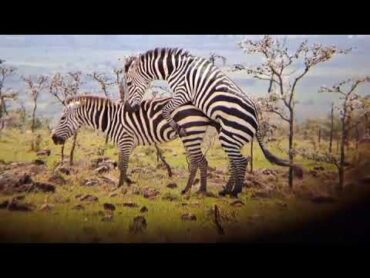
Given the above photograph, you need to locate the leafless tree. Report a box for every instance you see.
[237,35,348,188]
[89,72,114,98]
[329,102,335,153]
[22,75,48,132]
[0,60,17,119]
[209,52,226,66]
[319,77,370,190]
[49,72,83,165]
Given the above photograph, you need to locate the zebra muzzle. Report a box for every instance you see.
[51,134,65,145]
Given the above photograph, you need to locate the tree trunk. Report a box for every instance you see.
[69,132,78,166]
[329,103,334,153]
[338,111,347,191]
[31,101,37,132]
[288,110,294,188]
[61,144,65,164]
[250,137,254,173]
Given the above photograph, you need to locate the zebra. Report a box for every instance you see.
[123,47,303,197]
[51,95,219,194]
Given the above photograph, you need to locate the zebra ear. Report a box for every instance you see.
[124,55,139,73]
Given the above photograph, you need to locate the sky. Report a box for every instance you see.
[1,35,370,122]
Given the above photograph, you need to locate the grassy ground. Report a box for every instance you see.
[0,127,368,243]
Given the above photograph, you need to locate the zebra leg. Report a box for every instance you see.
[180,129,207,194]
[181,159,199,194]
[117,136,134,187]
[162,96,190,137]
[198,155,208,193]
[230,156,249,198]
[217,131,246,197]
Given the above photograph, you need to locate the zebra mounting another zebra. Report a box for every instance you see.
[123,47,303,197]
[51,95,218,194]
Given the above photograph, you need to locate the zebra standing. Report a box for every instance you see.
[51,95,217,194]
[123,48,302,197]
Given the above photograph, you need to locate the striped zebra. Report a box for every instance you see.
[51,95,217,194]
[124,47,302,197]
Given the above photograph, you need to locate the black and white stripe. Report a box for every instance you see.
[125,48,300,197]
[51,95,217,193]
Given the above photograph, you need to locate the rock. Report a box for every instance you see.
[166,183,177,189]
[181,202,188,206]
[18,174,33,185]
[109,193,118,198]
[94,165,110,174]
[276,201,288,208]
[82,178,100,187]
[0,200,9,209]
[181,213,197,221]
[56,166,71,175]
[37,149,51,156]
[101,214,114,222]
[33,159,45,165]
[262,169,277,176]
[310,194,336,204]
[99,176,117,186]
[309,170,318,177]
[140,206,148,213]
[103,203,116,211]
[230,200,245,207]
[33,182,56,193]
[72,204,85,210]
[129,216,147,233]
[162,193,178,201]
[123,202,139,208]
[7,199,34,211]
[313,166,325,171]
[142,187,160,199]
[39,203,54,211]
[48,174,66,185]
[79,194,99,202]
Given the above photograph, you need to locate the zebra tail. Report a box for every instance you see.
[255,128,304,178]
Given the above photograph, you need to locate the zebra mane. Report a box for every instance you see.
[64,94,115,108]
[124,47,192,72]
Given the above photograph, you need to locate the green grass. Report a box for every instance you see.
[0,128,367,243]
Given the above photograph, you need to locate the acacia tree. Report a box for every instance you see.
[209,52,226,66]
[89,72,114,98]
[318,77,370,190]
[237,35,348,188]
[22,75,48,133]
[0,60,17,119]
[49,71,83,165]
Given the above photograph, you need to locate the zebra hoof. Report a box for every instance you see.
[181,189,189,195]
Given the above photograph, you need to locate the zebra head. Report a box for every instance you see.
[124,55,150,112]
[51,99,83,145]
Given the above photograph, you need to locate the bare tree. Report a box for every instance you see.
[113,67,125,101]
[209,52,226,66]
[89,72,114,98]
[319,76,370,190]
[238,35,348,188]
[329,102,335,153]
[0,60,17,119]
[49,72,83,165]
[22,75,48,132]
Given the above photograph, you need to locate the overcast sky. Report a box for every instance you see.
[1,35,370,122]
